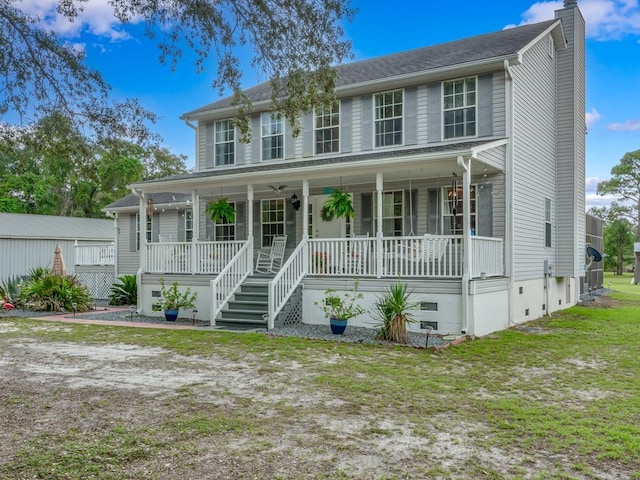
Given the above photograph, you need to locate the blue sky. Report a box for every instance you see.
[15,0,640,209]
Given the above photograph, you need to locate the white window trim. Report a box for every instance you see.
[185,210,193,242]
[214,120,235,167]
[440,184,478,235]
[441,76,478,141]
[260,113,285,162]
[314,100,341,155]
[260,198,285,247]
[373,190,405,237]
[545,198,552,248]
[373,89,405,149]
[213,201,236,241]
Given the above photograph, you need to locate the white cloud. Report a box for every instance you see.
[586,108,601,128]
[607,119,640,131]
[16,0,133,41]
[511,1,640,40]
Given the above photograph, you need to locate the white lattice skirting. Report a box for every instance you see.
[76,272,116,300]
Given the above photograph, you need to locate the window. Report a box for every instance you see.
[374,191,404,236]
[146,214,152,243]
[215,120,235,166]
[261,113,284,160]
[214,201,236,241]
[315,101,340,154]
[545,198,552,247]
[375,90,403,147]
[442,185,477,235]
[261,199,285,247]
[185,210,193,242]
[135,213,153,250]
[443,77,476,139]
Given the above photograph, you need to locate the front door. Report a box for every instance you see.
[309,194,345,238]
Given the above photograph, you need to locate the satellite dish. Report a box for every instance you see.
[586,246,602,262]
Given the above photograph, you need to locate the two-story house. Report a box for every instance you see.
[104,0,585,336]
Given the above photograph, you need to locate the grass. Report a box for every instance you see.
[1,277,640,478]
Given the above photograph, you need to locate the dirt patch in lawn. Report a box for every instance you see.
[0,323,631,479]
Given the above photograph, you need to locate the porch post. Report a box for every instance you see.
[191,189,198,275]
[458,156,472,335]
[376,172,384,278]
[302,180,310,273]
[247,184,254,273]
[139,191,148,273]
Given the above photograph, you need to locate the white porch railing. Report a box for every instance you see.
[268,239,308,329]
[308,238,376,276]
[74,244,115,266]
[194,241,245,274]
[146,242,192,274]
[470,236,504,278]
[211,241,252,321]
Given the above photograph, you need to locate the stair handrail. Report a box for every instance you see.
[268,238,308,329]
[211,240,252,323]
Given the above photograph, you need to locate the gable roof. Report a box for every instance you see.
[105,192,190,211]
[0,213,113,240]
[184,20,559,117]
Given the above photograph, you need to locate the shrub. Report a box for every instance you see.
[110,275,137,306]
[373,282,420,344]
[0,275,22,303]
[20,274,92,312]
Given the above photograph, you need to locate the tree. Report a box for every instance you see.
[597,149,640,283]
[603,219,635,275]
[1,0,354,142]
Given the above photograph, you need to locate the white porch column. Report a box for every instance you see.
[302,180,310,273]
[190,189,198,275]
[247,184,254,273]
[138,190,148,272]
[458,156,472,335]
[376,172,384,278]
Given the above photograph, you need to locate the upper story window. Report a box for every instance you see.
[261,113,284,160]
[374,90,403,147]
[443,77,476,139]
[215,120,235,166]
[315,101,340,154]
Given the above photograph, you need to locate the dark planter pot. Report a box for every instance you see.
[329,316,348,335]
[164,309,179,322]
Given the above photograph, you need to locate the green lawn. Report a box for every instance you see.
[1,281,639,479]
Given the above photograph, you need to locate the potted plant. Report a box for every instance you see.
[321,189,354,225]
[314,280,366,334]
[158,278,197,322]
[206,197,236,224]
[373,281,419,344]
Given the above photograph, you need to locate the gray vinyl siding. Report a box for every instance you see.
[477,145,507,172]
[477,75,493,137]
[426,83,441,142]
[510,34,558,282]
[341,98,352,153]
[120,215,140,274]
[416,85,428,143]
[555,7,586,277]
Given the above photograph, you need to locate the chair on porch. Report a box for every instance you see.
[255,235,287,274]
[419,234,449,275]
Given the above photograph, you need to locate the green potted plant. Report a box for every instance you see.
[373,281,419,344]
[321,189,354,225]
[158,278,197,322]
[314,280,366,334]
[206,197,236,224]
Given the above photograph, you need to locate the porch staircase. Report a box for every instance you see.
[214,275,272,330]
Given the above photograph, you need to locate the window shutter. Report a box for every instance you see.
[404,189,418,235]
[178,212,186,242]
[253,200,262,246]
[129,214,137,252]
[477,184,493,237]
[404,87,418,146]
[285,121,294,159]
[236,202,246,240]
[152,213,160,243]
[250,115,260,163]
[477,75,493,137]
[303,113,313,157]
[285,204,295,248]
[427,188,440,234]
[427,83,441,142]
[341,98,352,153]
[205,122,214,168]
[205,215,214,241]
[361,192,373,236]
[361,96,373,151]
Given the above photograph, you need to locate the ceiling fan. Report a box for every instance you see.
[268,184,288,194]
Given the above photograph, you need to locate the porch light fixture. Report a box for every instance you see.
[291,193,301,211]
[146,198,154,216]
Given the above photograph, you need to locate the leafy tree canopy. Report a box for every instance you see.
[0,0,355,142]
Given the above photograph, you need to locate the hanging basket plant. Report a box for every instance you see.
[206,198,236,224]
[321,189,354,223]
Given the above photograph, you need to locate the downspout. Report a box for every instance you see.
[183,119,197,171]
[504,59,517,326]
[104,210,118,278]
[132,188,146,314]
[457,156,471,335]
